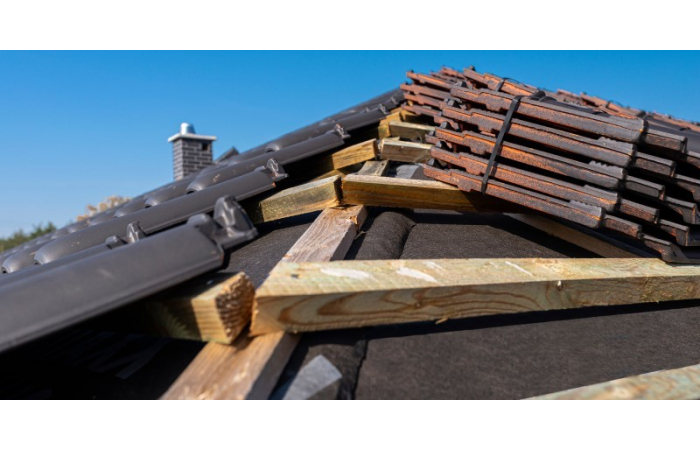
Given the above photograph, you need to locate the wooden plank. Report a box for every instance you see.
[309,165,360,182]
[306,139,377,175]
[158,331,298,400]
[280,206,368,263]
[378,139,432,163]
[506,213,638,258]
[342,174,518,212]
[145,272,254,344]
[162,205,368,400]
[388,121,435,142]
[357,160,389,177]
[244,176,342,223]
[377,110,421,139]
[251,258,700,335]
[530,363,700,400]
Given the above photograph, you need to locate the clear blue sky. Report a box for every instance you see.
[0,51,698,237]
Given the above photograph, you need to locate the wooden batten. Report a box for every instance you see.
[244,175,342,223]
[531,363,700,400]
[305,139,378,175]
[357,160,390,177]
[341,174,517,212]
[377,110,421,139]
[146,272,254,344]
[251,258,700,335]
[162,205,369,400]
[378,139,432,163]
[388,121,435,142]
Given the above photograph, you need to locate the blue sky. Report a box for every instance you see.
[0,51,698,236]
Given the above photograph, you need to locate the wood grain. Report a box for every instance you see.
[244,175,342,223]
[145,272,254,344]
[378,139,432,163]
[357,160,389,177]
[531,363,700,400]
[280,206,367,263]
[306,139,377,175]
[377,110,421,139]
[506,213,638,258]
[342,174,518,212]
[388,121,435,142]
[160,331,298,400]
[251,258,700,335]
[162,205,369,400]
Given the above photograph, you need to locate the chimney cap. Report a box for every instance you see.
[168,122,217,143]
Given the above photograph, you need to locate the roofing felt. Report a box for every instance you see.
[2,65,700,399]
[0,90,403,352]
[3,208,700,399]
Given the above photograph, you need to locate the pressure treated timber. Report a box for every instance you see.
[377,110,421,139]
[388,121,435,142]
[378,139,432,163]
[306,139,377,175]
[244,176,342,223]
[506,213,638,258]
[531,363,700,400]
[357,160,389,177]
[162,205,368,400]
[159,331,298,400]
[251,258,700,335]
[342,174,518,212]
[145,272,255,344]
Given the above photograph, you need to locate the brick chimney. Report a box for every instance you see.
[168,123,217,180]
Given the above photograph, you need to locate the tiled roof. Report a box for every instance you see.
[3,66,700,400]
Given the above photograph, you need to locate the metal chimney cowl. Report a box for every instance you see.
[168,122,217,181]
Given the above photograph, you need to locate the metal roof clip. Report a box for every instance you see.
[104,235,127,249]
[126,221,147,243]
[333,123,350,140]
[262,158,287,181]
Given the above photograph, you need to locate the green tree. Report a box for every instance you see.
[0,222,57,253]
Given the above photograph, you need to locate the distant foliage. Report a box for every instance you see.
[76,195,131,221]
[0,222,57,253]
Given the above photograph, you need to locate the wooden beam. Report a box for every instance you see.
[309,167,358,182]
[388,121,435,142]
[530,363,700,400]
[341,174,518,212]
[378,139,432,163]
[506,213,638,258]
[378,110,421,139]
[162,205,368,400]
[280,206,368,263]
[145,272,254,344]
[244,176,342,223]
[251,258,700,335]
[305,139,377,175]
[357,160,389,177]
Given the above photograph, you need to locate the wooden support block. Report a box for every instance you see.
[357,160,389,177]
[306,139,377,175]
[378,139,432,163]
[378,110,421,139]
[244,176,342,223]
[161,330,299,400]
[388,121,435,142]
[506,213,638,258]
[162,205,369,400]
[531,363,700,400]
[251,258,700,335]
[145,272,254,344]
[341,174,518,212]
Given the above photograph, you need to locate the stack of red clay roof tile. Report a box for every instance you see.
[402,66,700,263]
